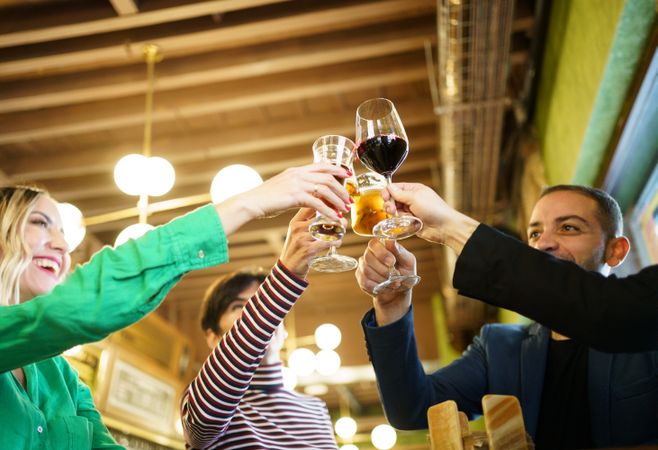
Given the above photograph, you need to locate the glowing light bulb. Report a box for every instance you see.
[288,348,315,377]
[371,424,396,450]
[314,323,342,350]
[115,223,155,247]
[57,202,86,251]
[335,417,357,440]
[210,164,263,203]
[315,349,341,376]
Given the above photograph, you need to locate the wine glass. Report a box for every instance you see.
[355,98,423,240]
[351,171,420,294]
[308,135,358,273]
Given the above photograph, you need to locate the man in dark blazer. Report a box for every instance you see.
[356,185,658,448]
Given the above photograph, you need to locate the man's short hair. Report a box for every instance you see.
[199,267,267,334]
[539,185,623,240]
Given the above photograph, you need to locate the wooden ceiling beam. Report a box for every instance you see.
[5,94,434,179]
[0,1,292,48]
[0,0,434,80]
[109,0,139,16]
[0,20,435,113]
[0,56,428,145]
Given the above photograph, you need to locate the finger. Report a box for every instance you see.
[312,183,349,213]
[367,239,396,267]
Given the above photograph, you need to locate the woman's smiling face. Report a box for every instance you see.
[19,195,71,302]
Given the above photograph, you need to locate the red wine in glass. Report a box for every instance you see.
[356,135,408,176]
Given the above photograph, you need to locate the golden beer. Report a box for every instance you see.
[351,172,391,236]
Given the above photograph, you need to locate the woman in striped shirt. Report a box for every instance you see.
[181,208,342,449]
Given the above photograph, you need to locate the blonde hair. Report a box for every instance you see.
[0,186,45,306]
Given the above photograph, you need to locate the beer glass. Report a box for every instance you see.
[351,171,420,294]
[308,135,358,273]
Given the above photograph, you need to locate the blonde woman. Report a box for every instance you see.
[0,163,350,449]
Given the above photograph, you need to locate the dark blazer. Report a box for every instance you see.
[454,224,658,353]
[362,309,658,447]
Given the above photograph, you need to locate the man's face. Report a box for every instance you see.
[527,191,609,274]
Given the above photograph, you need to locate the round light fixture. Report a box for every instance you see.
[114,154,176,197]
[210,164,263,203]
[371,424,397,450]
[115,223,155,247]
[145,156,176,196]
[114,154,148,196]
[314,323,342,350]
[315,349,341,376]
[334,416,357,440]
[339,445,359,450]
[57,202,86,251]
[288,348,315,377]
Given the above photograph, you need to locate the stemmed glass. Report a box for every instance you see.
[351,171,420,294]
[308,135,358,273]
[355,98,423,240]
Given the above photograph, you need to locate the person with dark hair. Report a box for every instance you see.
[356,183,657,448]
[180,208,339,450]
[0,163,350,450]
[369,182,657,352]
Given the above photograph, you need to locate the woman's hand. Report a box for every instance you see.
[279,208,348,280]
[215,163,351,236]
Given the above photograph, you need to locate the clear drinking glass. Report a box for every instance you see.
[355,98,423,240]
[308,135,358,273]
[351,171,420,294]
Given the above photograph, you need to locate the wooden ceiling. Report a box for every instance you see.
[0,0,538,418]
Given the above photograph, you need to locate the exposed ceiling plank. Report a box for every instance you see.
[7,98,434,180]
[109,0,139,16]
[0,0,434,80]
[0,58,429,145]
[0,0,292,49]
[0,20,435,113]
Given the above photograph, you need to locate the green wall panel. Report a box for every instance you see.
[534,0,624,184]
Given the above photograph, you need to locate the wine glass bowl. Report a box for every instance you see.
[355,98,422,240]
[308,135,358,273]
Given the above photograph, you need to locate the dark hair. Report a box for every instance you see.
[539,185,623,240]
[199,267,267,334]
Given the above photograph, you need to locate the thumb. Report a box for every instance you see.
[388,182,413,204]
[390,240,415,267]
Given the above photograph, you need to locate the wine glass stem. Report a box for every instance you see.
[385,174,399,218]
[328,245,337,257]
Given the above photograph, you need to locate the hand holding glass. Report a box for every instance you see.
[308,135,358,273]
[355,98,422,239]
[351,172,420,294]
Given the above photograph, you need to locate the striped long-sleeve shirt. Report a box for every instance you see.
[181,260,338,450]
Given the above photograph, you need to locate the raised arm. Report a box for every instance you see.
[180,208,339,447]
[454,225,658,352]
[0,164,351,372]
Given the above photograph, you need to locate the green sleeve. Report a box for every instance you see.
[0,205,229,372]
[74,373,123,449]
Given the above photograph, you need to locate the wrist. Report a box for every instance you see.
[373,295,411,327]
[214,194,261,236]
[440,212,479,255]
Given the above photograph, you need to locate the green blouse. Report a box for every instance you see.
[0,204,229,449]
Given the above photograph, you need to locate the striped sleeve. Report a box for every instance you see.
[180,260,307,449]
